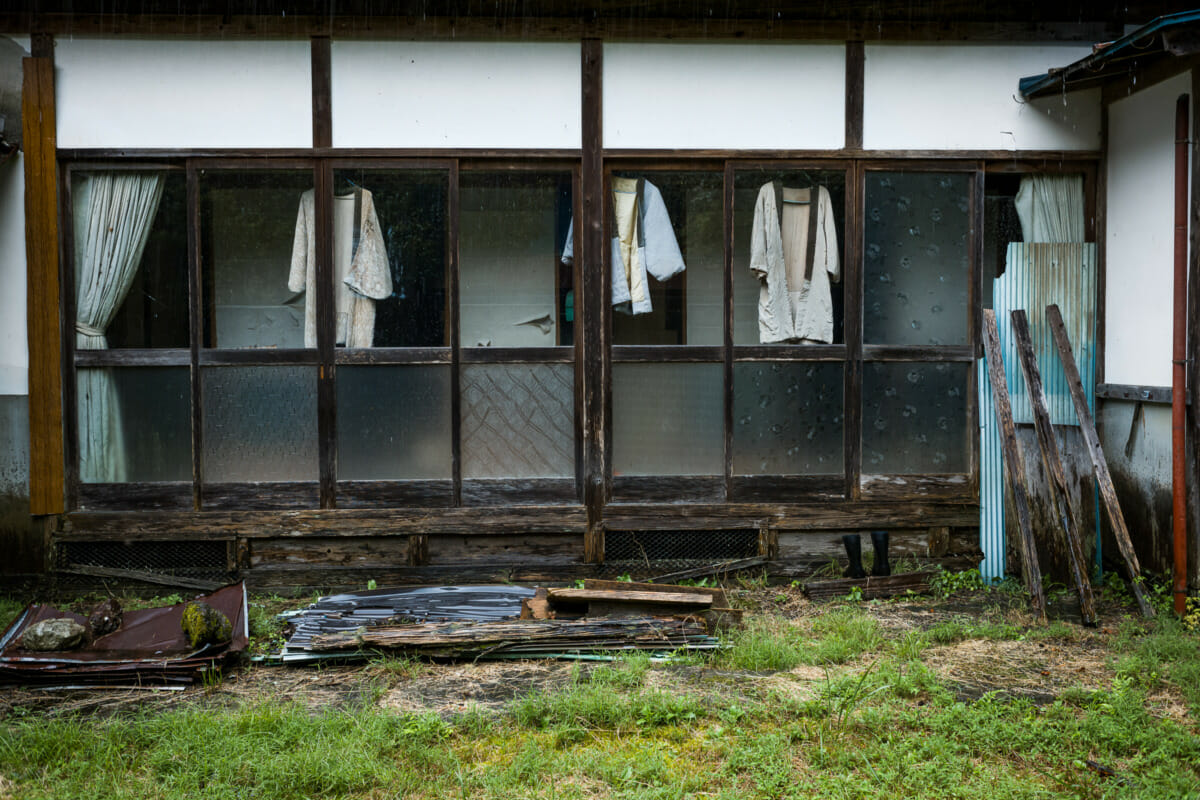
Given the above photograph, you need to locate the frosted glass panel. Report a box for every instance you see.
[613,364,723,476]
[864,172,969,346]
[733,169,846,345]
[202,367,317,482]
[610,172,723,346]
[337,366,452,480]
[862,362,968,474]
[461,364,574,478]
[77,367,191,483]
[200,170,312,350]
[460,173,573,348]
[733,363,843,475]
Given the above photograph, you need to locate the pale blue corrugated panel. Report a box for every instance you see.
[979,357,1006,581]
[994,243,1097,426]
[979,242,1097,581]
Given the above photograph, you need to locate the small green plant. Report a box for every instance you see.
[929,567,986,599]
[844,586,864,603]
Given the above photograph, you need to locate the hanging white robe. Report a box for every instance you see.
[288,188,393,348]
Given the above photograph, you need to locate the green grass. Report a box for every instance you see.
[2,592,1199,799]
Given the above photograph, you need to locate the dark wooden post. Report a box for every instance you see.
[23,42,64,516]
[1011,309,1097,626]
[981,310,1047,620]
[581,38,606,563]
[1045,304,1153,617]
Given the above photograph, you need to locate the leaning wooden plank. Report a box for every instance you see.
[1045,304,1155,618]
[802,569,937,601]
[584,579,728,608]
[1011,309,1097,626]
[982,310,1048,620]
[58,564,223,592]
[546,588,713,607]
[649,556,768,583]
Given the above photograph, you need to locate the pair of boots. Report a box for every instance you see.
[842,532,889,578]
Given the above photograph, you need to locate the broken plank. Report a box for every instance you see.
[58,564,223,592]
[802,569,937,601]
[545,588,713,607]
[1046,304,1154,618]
[1011,309,1097,626]
[982,309,1048,620]
[583,579,728,608]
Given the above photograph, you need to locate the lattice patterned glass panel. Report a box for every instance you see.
[862,362,968,474]
[733,362,843,475]
[337,366,452,480]
[864,172,969,346]
[613,363,723,476]
[202,366,318,482]
[461,364,574,478]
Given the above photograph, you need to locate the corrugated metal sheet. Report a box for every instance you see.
[995,243,1097,426]
[979,242,1097,580]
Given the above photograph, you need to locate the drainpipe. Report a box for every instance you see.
[1174,94,1189,617]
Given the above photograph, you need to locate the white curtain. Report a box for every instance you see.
[1014,174,1085,243]
[74,172,165,482]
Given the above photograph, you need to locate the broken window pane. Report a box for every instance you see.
[862,362,968,474]
[733,362,843,475]
[460,172,573,348]
[864,172,969,346]
[734,168,846,345]
[199,169,313,350]
[332,169,448,347]
[461,364,574,478]
[609,171,723,346]
[613,363,723,476]
[202,366,318,482]
[336,366,452,480]
[77,367,191,483]
[72,171,189,350]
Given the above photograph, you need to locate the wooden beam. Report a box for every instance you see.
[581,38,605,564]
[844,41,864,151]
[22,55,64,515]
[58,563,223,592]
[1046,304,1154,617]
[1010,309,1096,626]
[981,310,1046,620]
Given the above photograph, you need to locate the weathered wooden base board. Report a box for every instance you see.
[803,569,938,601]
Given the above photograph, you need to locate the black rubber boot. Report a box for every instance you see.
[870,530,891,577]
[842,534,866,579]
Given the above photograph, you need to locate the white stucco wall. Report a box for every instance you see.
[864,44,1101,151]
[1105,71,1191,387]
[0,153,27,396]
[55,38,313,148]
[332,42,580,148]
[603,43,845,150]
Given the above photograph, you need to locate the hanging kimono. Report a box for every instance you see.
[560,177,686,314]
[749,182,840,344]
[289,187,392,348]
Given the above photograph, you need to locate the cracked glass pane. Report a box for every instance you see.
[461,364,574,478]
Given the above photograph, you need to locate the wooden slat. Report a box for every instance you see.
[546,588,713,607]
[1010,309,1095,626]
[58,564,223,591]
[583,579,728,608]
[845,41,864,151]
[23,56,64,515]
[1046,305,1154,617]
[310,37,331,149]
[981,310,1046,619]
[803,569,935,600]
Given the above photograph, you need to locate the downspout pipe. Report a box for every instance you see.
[1174,94,1190,617]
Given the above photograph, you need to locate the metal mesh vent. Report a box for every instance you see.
[56,541,230,582]
[604,529,759,574]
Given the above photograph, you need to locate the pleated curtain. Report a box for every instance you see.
[1014,174,1084,244]
[74,172,165,482]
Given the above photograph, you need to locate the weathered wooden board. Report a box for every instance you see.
[546,588,713,607]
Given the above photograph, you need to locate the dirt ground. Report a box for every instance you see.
[0,585,1186,723]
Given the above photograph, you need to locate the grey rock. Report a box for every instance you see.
[21,618,88,651]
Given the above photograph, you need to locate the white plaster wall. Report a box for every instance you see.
[332,42,580,148]
[0,153,27,395]
[1105,71,1191,387]
[603,43,845,150]
[56,38,312,148]
[864,44,1100,151]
